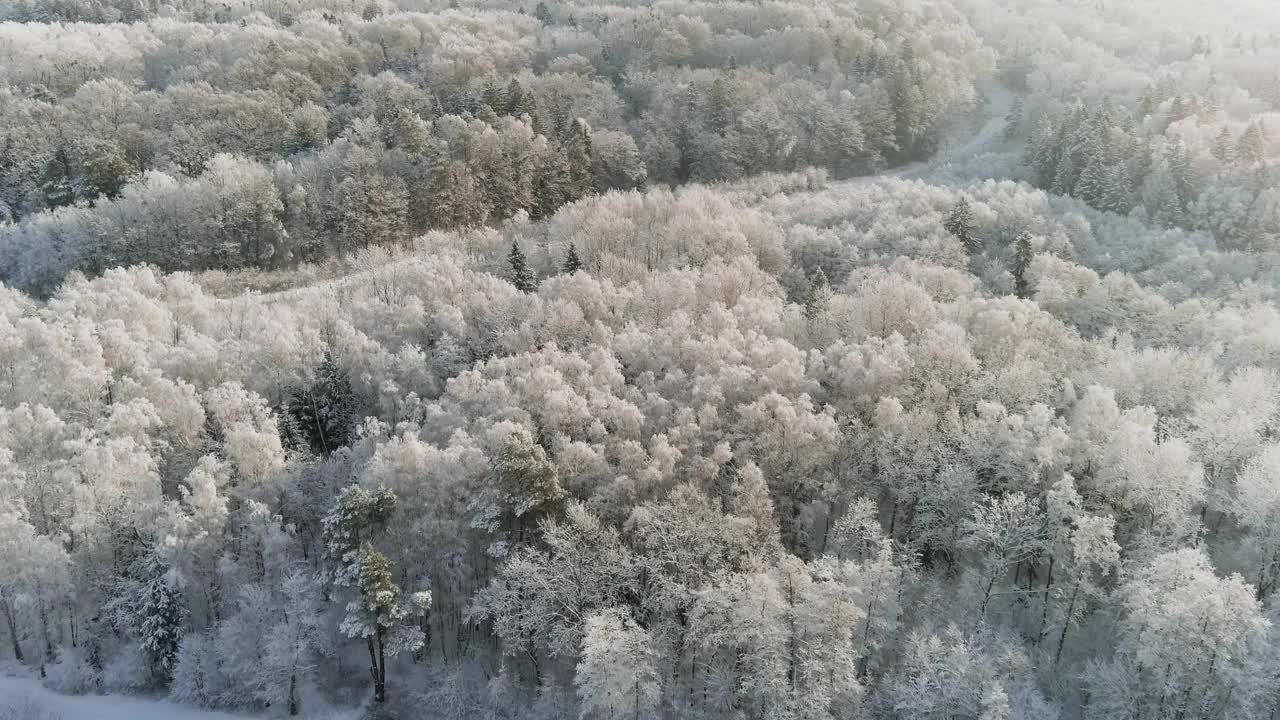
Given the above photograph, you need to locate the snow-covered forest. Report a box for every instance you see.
[1,1,1279,719]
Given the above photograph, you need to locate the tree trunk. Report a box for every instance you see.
[310,391,329,456]
[980,570,998,618]
[859,569,883,677]
[1256,549,1278,600]
[366,635,383,703]
[787,495,804,558]
[1,596,23,664]
[39,602,54,661]
[1054,581,1080,666]
[634,675,642,720]
[375,625,387,703]
[68,603,77,649]
[786,575,797,691]
[1039,555,1055,642]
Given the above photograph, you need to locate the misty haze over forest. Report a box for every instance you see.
[2,0,1280,719]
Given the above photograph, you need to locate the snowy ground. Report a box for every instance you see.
[0,674,360,720]
[0,675,250,720]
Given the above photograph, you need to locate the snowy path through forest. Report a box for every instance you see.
[832,83,1015,190]
[939,84,1015,163]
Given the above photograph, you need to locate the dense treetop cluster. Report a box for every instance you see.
[0,0,990,293]
[2,2,1280,720]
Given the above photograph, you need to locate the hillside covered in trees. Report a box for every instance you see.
[2,1,1280,720]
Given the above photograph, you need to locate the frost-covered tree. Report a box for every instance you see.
[804,266,833,321]
[1010,230,1036,298]
[565,118,595,201]
[944,196,981,255]
[286,351,356,457]
[259,571,327,716]
[507,240,536,294]
[428,161,489,231]
[0,474,68,670]
[1044,475,1120,664]
[472,503,637,676]
[1211,127,1235,167]
[563,242,583,274]
[1092,549,1269,720]
[471,428,564,553]
[341,544,424,704]
[1233,444,1280,598]
[322,485,423,704]
[132,553,184,685]
[1236,122,1266,166]
[575,608,659,720]
[962,492,1046,618]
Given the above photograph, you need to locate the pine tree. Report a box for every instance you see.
[338,173,410,252]
[472,429,565,552]
[323,485,398,586]
[533,150,570,219]
[480,76,506,114]
[562,242,583,274]
[1147,161,1185,228]
[890,49,931,161]
[505,78,535,119]
[1011,230,1035,299]
[1211,126,1235,167]
[1075,151,1109,208]
[349,544,401,704]
[1026,118,1058,189]
[1003,96,1025,141]
[39,147,77,210]
[1137,85,1159,117]
[565,118,594,201]
[803,266,836,346]
[134,553,183,684]
[1071,109,1112,198]
[1050,146,1075,195]
[1100,162,1134,214]
[857,85,897,170]
[323,486,424,705]
[1236,122,1266,166]
[82,140,132,200]
[286,350,356,456]
[393,108,434,156]
[1265,74,1280,110]
[707,75,736,135]
[508,240,536,293]
[671,87,700,184]
[476,104,501,128]
[1203,90,1222,115]
[428,161,489,230]
[804,266,833,321]
[1127,135,1153,192]
[1166,139,1196,207]
[944,197,981,254]
[533,0,551,23]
